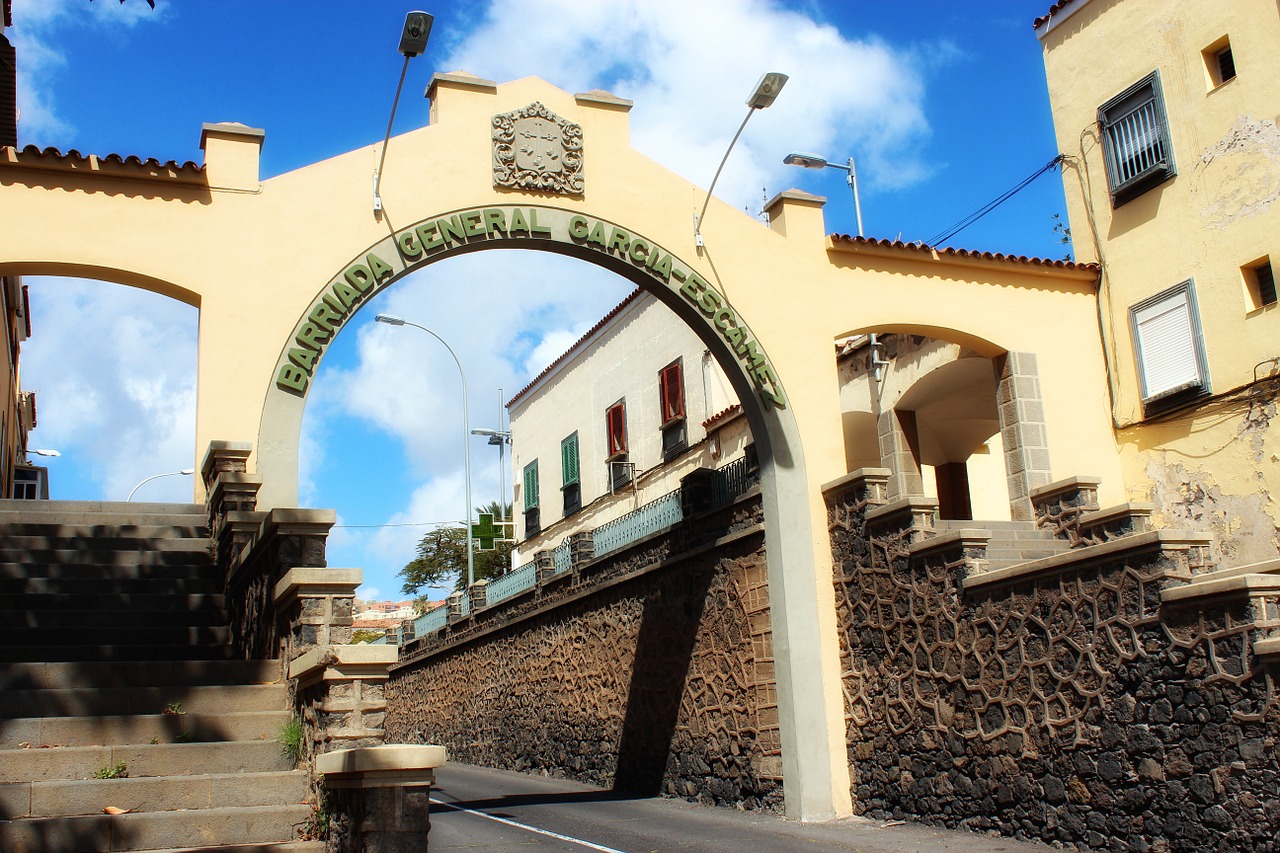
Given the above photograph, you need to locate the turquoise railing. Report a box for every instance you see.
[410,457,755,641]
[593,490,683,558]
[414,605,448,636]
[487,562,537,605]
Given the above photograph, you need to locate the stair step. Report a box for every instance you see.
[0,563,217,581]
[0,660,280,692]
[2,684,286,720]
[0,592,226,613]
[141,844,322,853]
[0,498,205,517]
[0,802,310,853]
[2,710,290,749]
[5,609,226,630]
[0,538,212,557]
[1,770,308,819]
[0,626,231,649]
[0,522,210,540]
[0,643,237,664]
[0,577,221,596]
[0,740,293,784]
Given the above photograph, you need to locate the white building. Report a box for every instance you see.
[508,289,752,562]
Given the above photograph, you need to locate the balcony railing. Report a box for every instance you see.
[593,490,684,559]
[487,562,537,606]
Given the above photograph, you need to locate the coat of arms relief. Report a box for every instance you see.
[492,102,584,195]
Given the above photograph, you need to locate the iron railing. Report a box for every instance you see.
[414,605,448,637]
[710,454,756,509]
[486,562,537,606]
[593,489,683,558]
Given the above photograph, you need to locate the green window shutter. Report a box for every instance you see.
[523,460,539,510]
[561,433,580,487]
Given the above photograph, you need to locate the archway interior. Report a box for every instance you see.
[19,275,198,502]
[300,246,749,603]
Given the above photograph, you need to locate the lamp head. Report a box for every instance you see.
[747,72,788,109]
[784,152,829,169]
[398,11,433,57]
[375,314,406,326]
[28,448,60,457]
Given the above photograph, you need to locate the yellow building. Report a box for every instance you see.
[1038,0,1280,564]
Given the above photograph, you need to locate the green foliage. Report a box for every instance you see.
[174,730,196,743]
[93,761,128,779]
[1052,212,1073,261]
[399,502,515,595]
[278,717,303,765]
[298,800,331,841]
[162,701,184,715]
[352,628,386,644]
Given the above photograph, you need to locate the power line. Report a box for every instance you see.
[928,154,1065,248]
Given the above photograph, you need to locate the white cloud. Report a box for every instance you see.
[8,0,167,145]
[22,278,197,502]
[439,0,932,205]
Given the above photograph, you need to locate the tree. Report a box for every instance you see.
[398,501,515,595]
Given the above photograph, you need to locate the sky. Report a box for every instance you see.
[8,0,1069,603]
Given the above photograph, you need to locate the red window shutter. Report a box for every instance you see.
[607,403,627,455]
[660,363,684,423]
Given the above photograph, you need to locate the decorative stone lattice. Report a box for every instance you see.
[386,528,781,811]
[828,477,1280,851]
[492,102,584,195]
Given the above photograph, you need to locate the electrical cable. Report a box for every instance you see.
[928,154,1065,247]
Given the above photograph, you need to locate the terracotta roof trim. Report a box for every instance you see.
[829,233,1098,273]
[1033,0,1088,34]
[702,404,743,429]
[507,288,646,408]
[0,144,206,182]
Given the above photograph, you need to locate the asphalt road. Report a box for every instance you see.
[428,763,1060,852]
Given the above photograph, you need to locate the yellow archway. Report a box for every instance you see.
[0,72,1126,821]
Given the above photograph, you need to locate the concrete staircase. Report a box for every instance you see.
[0,500,319,853]
[933,518,1073,571]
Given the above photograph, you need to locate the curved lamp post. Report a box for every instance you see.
[375,313,475,587]
[783,151,864,237]
[127,468,195,502]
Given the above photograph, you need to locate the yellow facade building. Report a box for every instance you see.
[1039,0,1280,564]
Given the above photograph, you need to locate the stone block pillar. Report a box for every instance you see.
[996,352,1053,521]
[273,567,363,662]
[878,410,924,501]
[468,579,489,612]
[318,745,446,853]
[290,645,400,755]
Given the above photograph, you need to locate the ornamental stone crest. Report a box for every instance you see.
[492,102,584,196]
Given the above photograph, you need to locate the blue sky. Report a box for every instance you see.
[9,0,1068,602]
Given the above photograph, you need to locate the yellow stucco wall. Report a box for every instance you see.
[1041,0,1280,564]
[0,71,1128,818]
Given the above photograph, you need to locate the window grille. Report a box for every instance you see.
[1099,72,1175,205]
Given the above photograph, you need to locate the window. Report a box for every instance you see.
[561,433,581,516]
[606,401,627,458]
[659,361,685,425]
[1099,71,1175,205]
[522,460,540,535]
[1129,280,1210,412]
[1202,37,1236,88]
[1245,258,1277,310]
[605,401,631,489]
[659,361,687,461]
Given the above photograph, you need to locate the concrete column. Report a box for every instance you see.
[878,409,923,501]
[996,352,1053,521]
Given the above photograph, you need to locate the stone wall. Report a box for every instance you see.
[385,496,782,811]
[827,475,1280,852]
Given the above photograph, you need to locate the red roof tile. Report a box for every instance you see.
[1033,0,1083,30]
[0,144,206,182]
[701,404,742,429]
[830,233,1098,273]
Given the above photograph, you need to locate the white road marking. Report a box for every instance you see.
[430,796,631,853]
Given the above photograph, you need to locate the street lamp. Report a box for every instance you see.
[375,313,476,587]
[470,426,511,533]
[27,448,60,458]
[373,11,434,214]
[694,72,789,247]
[783,151,864,237]
[127,468,195,502]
